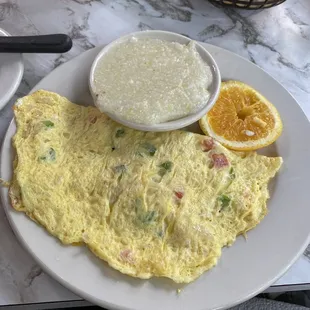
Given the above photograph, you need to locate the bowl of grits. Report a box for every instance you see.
[89,30,221,132]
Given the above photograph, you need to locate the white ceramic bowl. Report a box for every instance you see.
[0,28,24,110]
[89,30,221,132]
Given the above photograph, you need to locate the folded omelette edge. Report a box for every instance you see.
[9,90,283,283]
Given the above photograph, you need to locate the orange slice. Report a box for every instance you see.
[199,81,283,151]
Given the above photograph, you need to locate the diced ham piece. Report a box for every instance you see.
[201,137,214,152]
[120,249,134,263]
[211,153,229,168]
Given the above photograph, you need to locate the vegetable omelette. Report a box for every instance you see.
[10,90,282,283]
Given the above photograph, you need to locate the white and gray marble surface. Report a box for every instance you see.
[0,0,309,307]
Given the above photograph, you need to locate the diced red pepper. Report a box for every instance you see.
[174,191,184,199]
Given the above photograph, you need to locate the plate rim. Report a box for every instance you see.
[2,43,310,310]
[0,28,24,110]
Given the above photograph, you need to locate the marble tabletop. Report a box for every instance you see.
[0,0,309,307]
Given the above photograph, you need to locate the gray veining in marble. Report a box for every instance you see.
[0,0,309,306]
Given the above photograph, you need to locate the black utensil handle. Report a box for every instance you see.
[0,34,72,53]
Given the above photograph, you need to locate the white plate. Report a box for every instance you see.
[1,44,310,310]
[0,29,24,110]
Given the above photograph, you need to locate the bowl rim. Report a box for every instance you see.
[89,30,221,132]
[0,28,24,111]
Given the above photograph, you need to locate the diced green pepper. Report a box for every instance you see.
[140,210,157,225]
[158,161,173,176]
[48,148,56,161]
[134,198,157,225]
[114,164,126,181]
[141,142,157,156]
[157,231,164,238]
[39,148,56,162]
[42,120,54,128]
[160,161,173,171]
[114,164,126,173]
[229,167,235,179]
[116,128,125,138]
[218,194,231,210]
